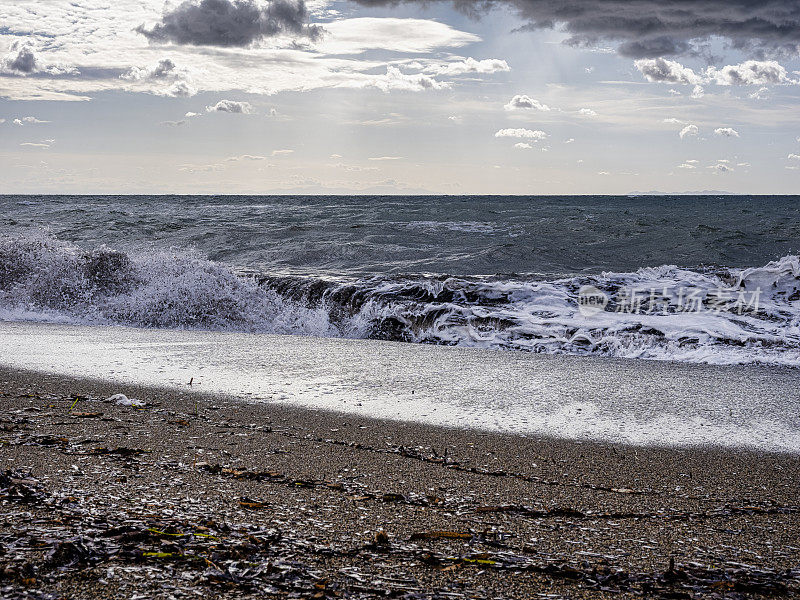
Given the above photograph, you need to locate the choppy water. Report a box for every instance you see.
[1,194,799,366]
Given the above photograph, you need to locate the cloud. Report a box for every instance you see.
[578,107,597,116]
[319,18,479,54]
[714,127,740,137]
[634,58,703,85]
[0,8,490,102]
[677,162,696,169]
[368,156,403,160]
[679,124,699,139]
[13,117,49,125]
[424,57,510,76]
[120,59,178,81]
[564,138,574,143]
[120,59,198,97]
[163,80,198,97]
[136,0,321,47]
[20,142,51,148]
[788,153,800,160]
[663,117,684,124]
[710,162,734,173]
[227,154,266,160]
[495,128,548,140]
[1,43,38,74]
[637,58,798,92]
[271,149,294,156]
[350,0,800,58]
[504,94,550,111]
[161,120,187,127]
[206,99,253,113]
[707,60,794,85]
[363,66,449,92]
[514,142,533,149]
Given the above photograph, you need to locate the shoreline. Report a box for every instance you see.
[1,365,799,598]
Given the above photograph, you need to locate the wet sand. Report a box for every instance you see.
[1,366,799,599]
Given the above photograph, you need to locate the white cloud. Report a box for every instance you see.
[788,153,800,160]
[359,66,449,93]
[271,149,294,156]
[514,142,533,149]
[330,154,343,159]
[319,18,480,55]
[564,138,575,144]
[634,58,703,85]
[1,43,38,75]
[227,154,266,161]
[504,94,550,111]
[710,163,734,173]
[494,128,549,140]
[637,58,797,92]
[368,156,403,160]
[707,60,795,86]
[663,117,684,124]
[120,59,178,81]
[578,108,597,116]
[677,163,696,169]
[714,127,740,138]
[749,86,770,100]
[13,116,49,125]
[206,100,253,114]
[679,124,699,139]
[668,89,681,95]
[425,57,510,76]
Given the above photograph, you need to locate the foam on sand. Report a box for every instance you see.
[1,321,798,453]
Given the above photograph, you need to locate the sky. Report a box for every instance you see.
[1,0,800,195]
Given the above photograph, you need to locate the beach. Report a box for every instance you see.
[2,358,799,598]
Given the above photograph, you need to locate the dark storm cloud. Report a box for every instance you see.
[136,0,322,47]
[350,0,800,58]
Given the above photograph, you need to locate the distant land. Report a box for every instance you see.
[628,190,735,196]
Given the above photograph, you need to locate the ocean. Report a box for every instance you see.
[1,194,799,366]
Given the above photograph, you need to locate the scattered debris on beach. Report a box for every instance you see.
[1,378,798,599]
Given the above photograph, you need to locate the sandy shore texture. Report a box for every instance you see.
[1,366,799,599]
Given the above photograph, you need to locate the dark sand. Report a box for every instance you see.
[1,366,798,599]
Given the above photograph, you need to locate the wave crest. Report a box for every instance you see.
[1,232,799,366]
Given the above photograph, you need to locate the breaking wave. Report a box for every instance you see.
[1,232,799,366]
